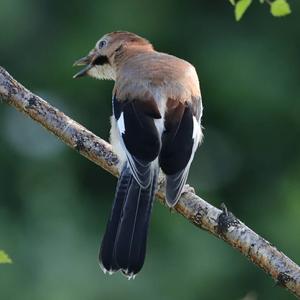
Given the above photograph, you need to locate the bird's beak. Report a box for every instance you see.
[73,54,94,79]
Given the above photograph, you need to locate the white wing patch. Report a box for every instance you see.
[117,112,126,134]
[192,116,202,145]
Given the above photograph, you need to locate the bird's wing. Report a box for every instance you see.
[159,97,203,206]
[112,95,161,188]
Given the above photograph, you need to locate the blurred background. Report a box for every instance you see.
[1,1,300,299]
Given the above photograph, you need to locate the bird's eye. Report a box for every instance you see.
[98,40,107,49]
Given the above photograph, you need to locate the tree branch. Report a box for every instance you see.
[1,66,300,298]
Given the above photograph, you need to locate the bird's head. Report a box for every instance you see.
[73,31,153,80]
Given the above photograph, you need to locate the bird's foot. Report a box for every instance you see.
[217,203,239,236]
[182,184,195,195]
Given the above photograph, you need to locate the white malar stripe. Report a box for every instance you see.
[88,64,116,80]
[117,112,126,134]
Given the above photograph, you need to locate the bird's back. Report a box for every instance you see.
[114,51,201,105]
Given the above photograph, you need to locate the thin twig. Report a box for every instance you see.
[1,66,300,298]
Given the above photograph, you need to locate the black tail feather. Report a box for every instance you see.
[114,178,141,271]
[99,164,157,276]
[126,170,158,275]
[115,170,157,275]
[99,166,132,272]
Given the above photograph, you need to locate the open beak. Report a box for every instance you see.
[73,54,94,79]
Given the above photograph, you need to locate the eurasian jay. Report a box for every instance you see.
[73,31,203,279]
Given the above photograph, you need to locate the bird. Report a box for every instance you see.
[73,31,203,279]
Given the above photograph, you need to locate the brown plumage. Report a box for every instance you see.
[74,31,203,279]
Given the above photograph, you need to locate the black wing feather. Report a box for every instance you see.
[159,101,200,206]
[113,96,161,188]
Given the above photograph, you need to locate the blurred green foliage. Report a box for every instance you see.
[0,250,12,264]
[270,0,292,16]
[230,0,292,21]
[1,1,300,299]
[234,0,253,21]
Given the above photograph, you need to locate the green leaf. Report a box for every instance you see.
[0,250,12,264]
[271,0,291,17]
[259,0,264,3]
[229,0,236,5]
[235,0,253,21]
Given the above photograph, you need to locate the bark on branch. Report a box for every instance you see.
[1,66,300,298]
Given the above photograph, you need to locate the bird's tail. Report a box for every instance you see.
[99,163,157,278]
